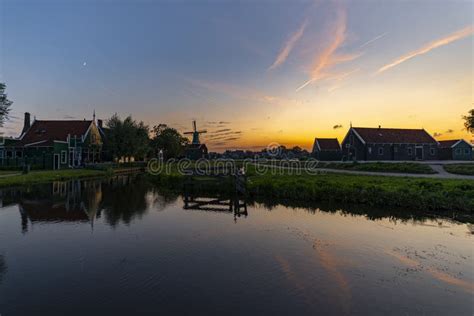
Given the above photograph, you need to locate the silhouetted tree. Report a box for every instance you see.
[105,114,150,161]
[463,109,474,134]
[0,83,13,127]
[151,124,189,159]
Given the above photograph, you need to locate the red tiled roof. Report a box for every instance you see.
[19,120,93,146]
[352,127,437,144]
[315,138,341,150]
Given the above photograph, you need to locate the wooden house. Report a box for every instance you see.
[341,126,439,161]
[438,139,473,160]
[312,138,342,161]
[0,112,104,169]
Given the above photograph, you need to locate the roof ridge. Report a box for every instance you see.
[353,126,424,130]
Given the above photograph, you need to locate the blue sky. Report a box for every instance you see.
[1,0,472,150]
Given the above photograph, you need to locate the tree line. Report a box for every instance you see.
[0,82,473,161]
[102,114,189,161]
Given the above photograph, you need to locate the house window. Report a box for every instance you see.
[345,143,350,148]
[6,150,13,158]
[378,147,384,155]
[455,148,461,155]
[430,148,435,156]
[16,151,23,158]
[394,146,398,153]
[465,148,471,155]
[407,147,413,156]
[61,151,67,164]
[368,147,372,154]
[0,149,4,158]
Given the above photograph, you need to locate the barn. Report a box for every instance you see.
[312,138,342,161]
[341,126,439,161]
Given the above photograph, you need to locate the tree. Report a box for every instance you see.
[0,83,13,127]
[151,124,189,159]
[105,114,150,161]
[463,109,474,134]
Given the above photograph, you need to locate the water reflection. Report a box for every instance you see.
[0,175,472,315]
[0,175,179,232]
[0,255,6,285]
[0,175,472,232]
[183,193,248,222]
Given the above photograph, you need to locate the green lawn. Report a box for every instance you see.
[320,162,436,174]
[0,170,19,176]
[444,164,474,176]
[0,169,108,188]
[257,161,436,174]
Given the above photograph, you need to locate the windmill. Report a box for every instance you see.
[184,120,207,145]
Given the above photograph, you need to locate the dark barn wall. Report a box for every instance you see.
[342,130,366,161]
[315,150,342,161]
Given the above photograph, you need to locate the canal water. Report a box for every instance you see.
[0,175,472,315]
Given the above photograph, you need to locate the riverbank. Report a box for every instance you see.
[148,165,474,212]
[0,169,109,188]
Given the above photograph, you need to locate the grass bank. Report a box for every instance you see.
[0,169,108,188]
[444,164,474,176]
[260,161,436,174]
[148,165,474,212]
[319,162,436,174]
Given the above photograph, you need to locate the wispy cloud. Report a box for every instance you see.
[377,25,474,74]
[296,4,360,92]
[189,79,277,104]
[359,32,387,49]
[268,19,308,71]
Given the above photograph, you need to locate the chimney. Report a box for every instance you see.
[97,119,103,129]
[378,125,381,129]
[21,112,31,135]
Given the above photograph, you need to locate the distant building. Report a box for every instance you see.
[341,126,438,161]
[312,138,342,161]
[184,120,208,160]
[438,139,473,160]
[185,143,209,160]
[0,112,104,169]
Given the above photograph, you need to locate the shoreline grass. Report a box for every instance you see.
[147,166,474,212]
[0,169,109,188]
[1,164,473,212]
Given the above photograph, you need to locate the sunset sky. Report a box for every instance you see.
[1,0,473,151]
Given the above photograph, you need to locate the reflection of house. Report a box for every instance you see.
[342,126,438,161]
[312,138,342,161]
[0,112,104,169]
[438,139,473,160]
[18,180,103,233]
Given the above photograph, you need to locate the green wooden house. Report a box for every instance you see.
[0,112,104,169]
[438,139,473,161]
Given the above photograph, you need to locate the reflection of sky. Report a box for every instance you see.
[0,195,472,314]
[2,1,472,150]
